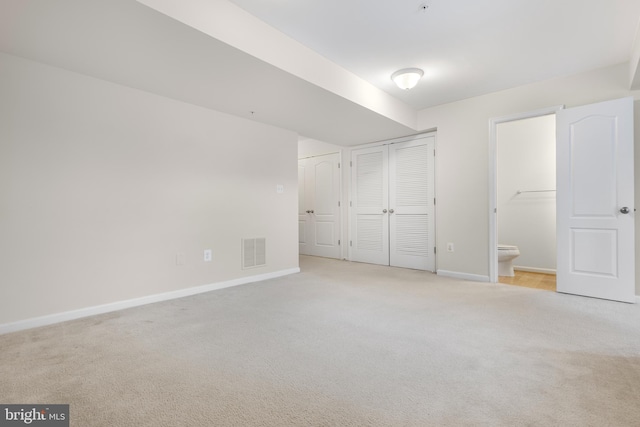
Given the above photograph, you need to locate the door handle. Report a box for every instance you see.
[382,209,387,213]
[389,209,395,214]
[620,207,630,214]
[306,210,311,214]
[310,210,314,214]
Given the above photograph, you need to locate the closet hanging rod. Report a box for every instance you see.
[516,189,556,194]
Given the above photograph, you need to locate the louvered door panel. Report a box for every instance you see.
[351,146,389,265]
[395,214,429,255]
[357,216,384,251]
[395,144,429,208]
[389,137,435,271]
[350,135,435,271]
[357,151,384,208]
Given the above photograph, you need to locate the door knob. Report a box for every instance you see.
[383,209,388,213]
[389,209,395,214]
[310,210,314,214]
[620,207,630,214]
[305,210,310,214]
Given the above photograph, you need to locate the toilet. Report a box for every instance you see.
[498,245,520,277]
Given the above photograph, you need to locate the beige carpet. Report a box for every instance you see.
[1,255,640,426]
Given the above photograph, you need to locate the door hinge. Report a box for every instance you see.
[350,241,353,247]
[338,240,341,246]
[434,198,436,205]
[350,161,353,167]
[434,149,436,156]
[338,201,341,207]
[350,201,352,207]
[434,246,437,254]
[338,162,341,168]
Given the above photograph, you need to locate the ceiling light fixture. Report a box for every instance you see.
[391,68,424,90]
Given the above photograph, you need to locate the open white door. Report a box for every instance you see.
[556,97,635,303]
[298,153,341,259]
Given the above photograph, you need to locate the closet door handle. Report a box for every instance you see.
[620,207,630,214]
[306,210,311,214]
[389,209,395,214]
[310,210,315,214]
[382,209,388,213]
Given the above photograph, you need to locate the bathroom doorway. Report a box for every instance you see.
[490,99,634,300]
[489,106,563,290]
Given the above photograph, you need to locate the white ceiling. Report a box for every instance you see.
[2,0,639,145]
[227,0,640,109]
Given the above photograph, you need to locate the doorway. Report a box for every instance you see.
[489,98,635,303]
[496,114,557,291]
[489,106,563,285]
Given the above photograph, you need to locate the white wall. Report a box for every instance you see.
[417,62,640,293]
[0,52,299,326]
[497,115,556,272]
[298,137,342,159]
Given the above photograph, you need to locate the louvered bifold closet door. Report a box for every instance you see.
[350,146,389,265]
[389,137,435,271]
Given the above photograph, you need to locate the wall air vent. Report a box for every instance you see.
[242,237,266,269]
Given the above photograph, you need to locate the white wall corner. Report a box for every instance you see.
[630,19,640,90]
[0,268,300,336]
[135,0,417,130]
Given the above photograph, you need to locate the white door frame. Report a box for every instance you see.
[488,105,564,283]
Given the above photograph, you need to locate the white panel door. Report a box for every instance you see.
[299,153,341,259]
[556,97,635,302]
[389,137,435,271]
[310,153,341,258]
[351,145,389,265]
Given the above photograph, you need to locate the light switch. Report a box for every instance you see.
[176,253,185,266]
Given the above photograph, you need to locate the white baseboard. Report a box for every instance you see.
[437,270,490,282]
[0,267,300,335]
[514,266,556,274]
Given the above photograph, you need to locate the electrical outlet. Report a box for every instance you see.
[276,184,284,194]
[447,243,454,252]
[204,249,212,262]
